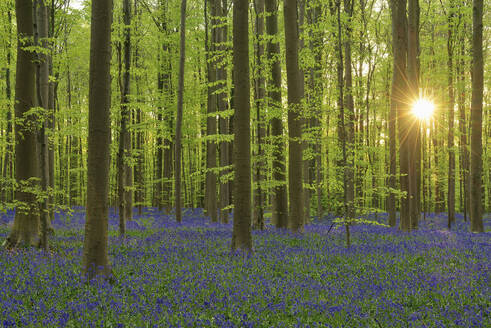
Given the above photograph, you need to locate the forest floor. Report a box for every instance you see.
[0,208,489,328]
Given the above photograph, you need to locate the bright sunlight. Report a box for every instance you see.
[412,98,435,120]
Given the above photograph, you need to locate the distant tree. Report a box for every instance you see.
[469,0,484,233]
[231,0,252,252]
[175,0,187,223]
[83,0,113,279]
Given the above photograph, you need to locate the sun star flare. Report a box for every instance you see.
[412,98,435,120]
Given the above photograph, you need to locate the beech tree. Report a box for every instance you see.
[266,0,288,229]
[231,0,252,252]
[83,0,113,278]
[469,0,484,233]
[6,0,40,248]
[284,0,304,233]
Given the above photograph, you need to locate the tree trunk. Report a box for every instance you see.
[457,21,469,221]
[446,2,455,229]
[6,0,40,248]
[35,0,51,250]
[205,0,218,222]
[2,6,13,204]
[469,0,484,232]
[231,0,252,252]
[253,0,265,230]
[175,0,187,223]
[217,0,230,224]
[265,0,287,229]
[118,0,132,236]
[83,0,113,279]
[407,0,420,230]
[391,0,409,231]
[284,0,304,233]
[343,0,355,241]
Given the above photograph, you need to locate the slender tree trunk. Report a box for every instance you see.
[387,19,397,227]
[253,0,265,230]
[47,0,55,223]
[83,0,113,279]
[266,0,287,228]
[284,0,304,233]
[469,0,484,232]
[407,0,419,230]
[457,22,469,221]
[2,6,13,204]
[343,0,355,243]
[175,0,187,223]
[217,0,230,224]
[35,0,50,250]
[205,0,218,222]
[447,2,455,229]
[156,72,164,211]
[231,0,252,252]
[118,0,132,236]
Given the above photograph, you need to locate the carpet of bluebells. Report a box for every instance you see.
[0,208,489,328]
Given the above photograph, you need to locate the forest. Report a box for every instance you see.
[0,0,489,326]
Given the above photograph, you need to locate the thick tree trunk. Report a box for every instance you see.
[231,0,252,252]
[6,0,40,248]
[266,0,288,229]
[284,0,304,233]
[83,0,113,279]
[174,0,187,223]
[469,0,484,232]
[391,0,409,231]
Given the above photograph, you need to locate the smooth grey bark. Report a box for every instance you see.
[35,0,50,250]
[265,0,288,229]
[469,0,484,232]
[83,0,113,279]
[6,0,40,248]
[391,0,409,231]
[284,0,304,233]
[231,0,252,252]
